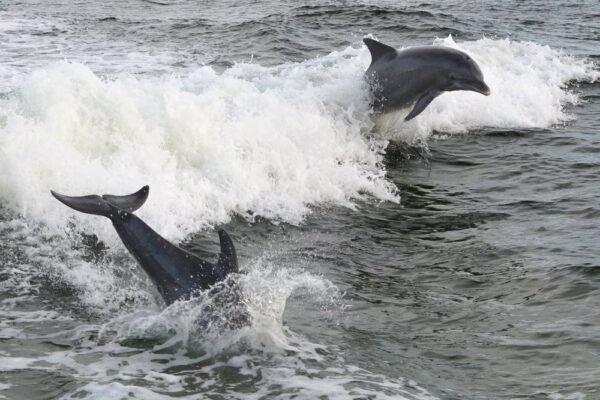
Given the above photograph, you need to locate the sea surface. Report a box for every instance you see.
[1,1,599,399]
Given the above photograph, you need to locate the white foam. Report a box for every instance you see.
[62,382,171,400]
[1,36,597,243]
[548,392,587,400]
[0,383,11,400]
[0,12,183,90]
[94,258,343,354]
[239,259,343,350]
[1,37,597,245]
[0,259,433,399]
[0,229,443,399]
[0,51,395,244]
[0,356,37,372]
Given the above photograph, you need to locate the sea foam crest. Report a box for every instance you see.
[0,36,597,242]
[0,51,395,243]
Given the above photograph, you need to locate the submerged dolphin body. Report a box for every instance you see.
[364,38,491,121]
[51,186,239,305]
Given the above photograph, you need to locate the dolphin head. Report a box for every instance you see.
[443,50,490,96]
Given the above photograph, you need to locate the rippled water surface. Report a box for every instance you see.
[1,1,599,399]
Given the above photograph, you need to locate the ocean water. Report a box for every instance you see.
[0,0,599,399]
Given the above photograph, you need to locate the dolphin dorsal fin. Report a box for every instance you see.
[217,229,239,275]
[363,38,397,62]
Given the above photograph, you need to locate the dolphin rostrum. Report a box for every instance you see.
[364,38,491,121]
[51,185,239,305]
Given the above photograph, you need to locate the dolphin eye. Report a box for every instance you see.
[449,74,456,80]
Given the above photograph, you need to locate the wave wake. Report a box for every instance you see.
[0,36,597,240]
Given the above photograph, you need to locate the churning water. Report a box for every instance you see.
[0,0,599,399]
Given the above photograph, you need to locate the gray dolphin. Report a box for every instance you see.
[364,38,491,121]
[51,185,239,305]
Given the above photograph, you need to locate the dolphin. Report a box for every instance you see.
[50,185,239,305]
[363,38,491,121]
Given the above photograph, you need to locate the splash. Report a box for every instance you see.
[0,53,395,244]
[0,254,436,399]
[1,37,597,241]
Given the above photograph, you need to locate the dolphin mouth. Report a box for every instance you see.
[454,80,491,96]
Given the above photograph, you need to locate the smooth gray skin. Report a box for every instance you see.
[364,38,491,121]
[51,186,239,305]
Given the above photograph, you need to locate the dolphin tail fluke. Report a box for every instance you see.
[102,185,149,212]
[51,186,149,217]
[217,229,239,275]
[51,191,113,217]
[363,38,397,63]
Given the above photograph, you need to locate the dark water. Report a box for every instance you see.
[1,1,599,399]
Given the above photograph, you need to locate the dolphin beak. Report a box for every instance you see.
[477,82,491,96]
[457,80,491,96]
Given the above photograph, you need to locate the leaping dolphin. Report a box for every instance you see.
[364,38,491,121]
[51,186,239,305]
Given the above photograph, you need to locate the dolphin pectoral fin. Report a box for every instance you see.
[102,185,149,212]
[363,38,397,63]
[404,91,440,121]
[51,191,113,217]
[217,229,239,275]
